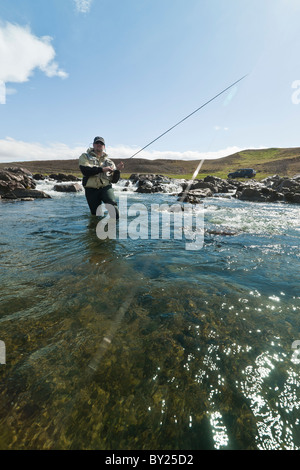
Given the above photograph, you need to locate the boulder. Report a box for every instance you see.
[53,183,82,192]
[275,179,300,192]
[0,167,36,189]
[182,180,218,193]
[127,173,300,204]
[177,194,203,204]
[284,192,300,203]
[0,167,51,200]
[237,186,284,202]
[178,188,213,203]
[129,173,170,185]
[33,173,46,180]
[49,173,81,182]
[4,166,33,178]
[204,175,235,193]
[133,173,178,194]
[1,188,51,200]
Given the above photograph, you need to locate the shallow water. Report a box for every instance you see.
[0,180,299,450]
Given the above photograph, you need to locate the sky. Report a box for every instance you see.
[0,0,300,163]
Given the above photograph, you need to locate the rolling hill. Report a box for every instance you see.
[1,147,299,179]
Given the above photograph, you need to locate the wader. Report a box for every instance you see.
[85,184,119,218]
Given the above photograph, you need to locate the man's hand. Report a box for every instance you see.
[102,166,114,173]
[117,161,124,171]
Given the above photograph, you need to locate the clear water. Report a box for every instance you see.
[0,179,299,450]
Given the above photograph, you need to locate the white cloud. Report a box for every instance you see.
[0,137,251,164]
[74,0,93,13]
[0,22,68,102]
[0,138,83,163]
[107,145,246,161]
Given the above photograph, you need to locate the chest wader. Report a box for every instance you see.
[85,185,119,219]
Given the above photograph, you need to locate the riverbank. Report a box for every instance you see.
[1,166,300,204]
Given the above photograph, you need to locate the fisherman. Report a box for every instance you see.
[79,136,124,218]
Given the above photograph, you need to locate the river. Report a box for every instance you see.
[0,178,299,449]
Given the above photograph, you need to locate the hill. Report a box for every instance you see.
[1,147,299,179]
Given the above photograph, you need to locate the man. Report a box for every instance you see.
[79,136,124,218]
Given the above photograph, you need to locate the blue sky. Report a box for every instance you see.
[0,0,300,163]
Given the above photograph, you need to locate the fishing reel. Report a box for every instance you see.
[106,169,120,183]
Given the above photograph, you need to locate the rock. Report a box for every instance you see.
[182,180,218,193]
[178,188,212,204]
[136,180,153,193]
[204,175,235,193]
[0,167,36,189]
[261,174,282,187]
[284,192,300,203]
[1,188,51,199]
[177,194,203,204]
[53,183,82,192]
[0,167,51,200]
[126,173,300,204]
[129,173,171,185]
[4,166,33,178]
[276,179,300,192]
[237,186,281,202]
[205,228,237,236]
[132,173,180,194]
[33,173,46,180]
[49,173,81,182]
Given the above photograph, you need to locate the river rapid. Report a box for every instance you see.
[0,178,299,450]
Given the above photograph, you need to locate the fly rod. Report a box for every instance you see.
[128,74,248,160]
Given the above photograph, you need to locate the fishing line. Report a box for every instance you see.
[127,74,248,160]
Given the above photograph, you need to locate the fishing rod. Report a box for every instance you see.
[127,74,248,160]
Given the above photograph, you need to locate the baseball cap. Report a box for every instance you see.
[93,136,105,145]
